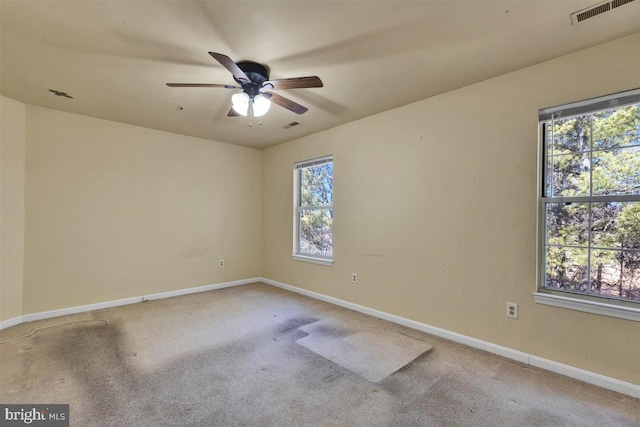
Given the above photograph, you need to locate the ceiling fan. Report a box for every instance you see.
[167,52,323,118]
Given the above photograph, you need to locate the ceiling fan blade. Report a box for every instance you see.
[262,76,323,90]
[227,108,240,117]
[209,52,250,83]
[166,83,237,88]
[266,92,308,115]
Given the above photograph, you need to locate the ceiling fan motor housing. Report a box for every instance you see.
[235,61,270,98]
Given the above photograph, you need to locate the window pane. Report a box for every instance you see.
[545,246,588,292]
[592,104,640,150]
[592,201,640,250]
[592,146,640,196]
[545,202,589,246]
[301,163,333,187]
[545,121,552,160]
[549,153,590,196]
[544,154,553,197]
[551,114,591,154]
[301,183,333,206]
[299,208,333,258]
[300,163,333,207]
[591,249,640,302]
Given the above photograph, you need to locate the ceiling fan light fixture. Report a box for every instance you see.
[253,94,271,117]
[168,52,322,118]
[231,92,250,116]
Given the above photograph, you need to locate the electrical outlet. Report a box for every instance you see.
[219,259,224,268]
[352,273,358,284]
[506,302,518,319]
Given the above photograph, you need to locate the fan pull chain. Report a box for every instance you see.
[247,100,263,127]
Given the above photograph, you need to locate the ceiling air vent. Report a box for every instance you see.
[283,121,300,129]
[571,0,636,24]
[611,0,636,8]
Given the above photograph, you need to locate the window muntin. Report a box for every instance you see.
[540,93,640,303]
[294,157,333,261]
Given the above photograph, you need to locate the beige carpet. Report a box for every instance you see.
[1,283,639,427]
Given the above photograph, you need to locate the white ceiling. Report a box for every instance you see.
[2,1,639,149]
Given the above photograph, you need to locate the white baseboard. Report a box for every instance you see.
[21,295,143,324]
[0,278,260,330]
[528,356,640,398]
[261,277,640,400]
[142,278,259,301]
[0,316,24,331]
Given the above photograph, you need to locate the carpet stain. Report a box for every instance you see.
[322,372,344,383]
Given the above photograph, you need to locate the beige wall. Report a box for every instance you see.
[262,33,640,385]
[0,96,26,322]
[23,107,262,314]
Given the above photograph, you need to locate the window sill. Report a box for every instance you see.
[291,254,333,266]
[533,292,640,322]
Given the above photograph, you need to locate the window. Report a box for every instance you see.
[538,88,640,315]
[293,156,333,265]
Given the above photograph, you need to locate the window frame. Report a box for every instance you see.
[292,155,334,266]
[535,88,640,321]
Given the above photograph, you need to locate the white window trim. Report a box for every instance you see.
[533,292,640,322]
[535,88,640,318]
[291,254,334,266]
[292,155,334,265]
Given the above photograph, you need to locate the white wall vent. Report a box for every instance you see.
[571,0,636,24]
